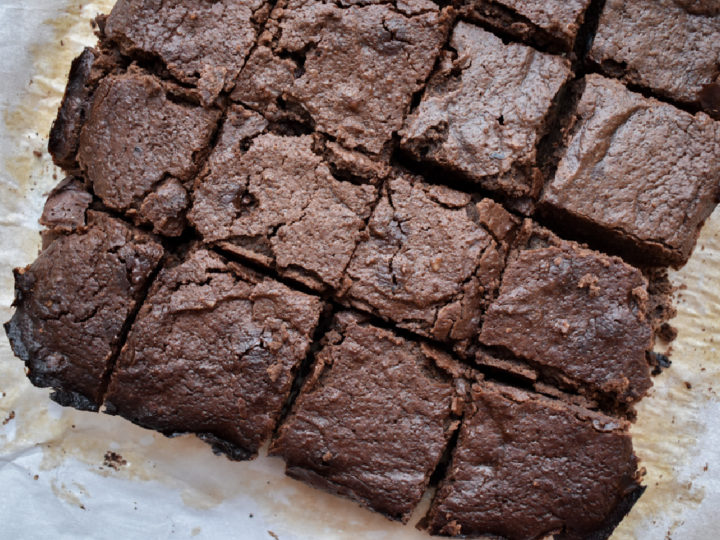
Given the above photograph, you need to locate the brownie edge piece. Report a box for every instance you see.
[271,312,468,522]
[425,382,644,539]
[4,211,164,410]
[540,75,720,267]
[104,249,324,460]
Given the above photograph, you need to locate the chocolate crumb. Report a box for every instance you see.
[2,411,15,425]
[684,381,692,390]
[103,451,127,470]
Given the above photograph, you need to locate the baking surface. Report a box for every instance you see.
[0,2,718,539]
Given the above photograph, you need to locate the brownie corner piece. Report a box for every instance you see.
[463,0,593,52]
[480,233,653,407]
[189,124,379,292]
[104,249,324,460]
[4,211,164,410]
[425,381,644,539]
[231,0,451,155]
[539,74,720,267]
[589,0,720,113]
[340,169,519,351]
[270,311,468,522]
[400,21,571,204]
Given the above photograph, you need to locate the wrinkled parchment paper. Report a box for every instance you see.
[1,2,718,538]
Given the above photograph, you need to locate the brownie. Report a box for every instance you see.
[189,109,379,292]
[539,75,720,267]
[39,177,92,234]
[4,211,164,411]
[589,0,720,115]
[339,170,518,352]
[104,0,270,104]
[76,69,221,236]
[479,233,653,407]
[462,0,593,52]
[231,0,451,155]
[425,382,644,539]
[271,312,469,522]
[400,22,571,204]
[104,249,323,460]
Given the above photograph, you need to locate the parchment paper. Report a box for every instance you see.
[1,2,718,539]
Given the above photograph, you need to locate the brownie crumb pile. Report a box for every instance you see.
[6,0,720,538]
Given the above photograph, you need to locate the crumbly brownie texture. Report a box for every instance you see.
[462,0,593,52]
[39,177,92,234]
[400,22,571,202]
[589,0,720,112]
[104,249,323,460]
[480,242,653,406]
[340,172,517,352]
[426,382,643,539]
[104,0,270,104]
[77,69,221,236]
[231,0,451,155]
[540,75,720,267]
[4,211,163,411]
[271,312,468,522]
[190,114,378,291]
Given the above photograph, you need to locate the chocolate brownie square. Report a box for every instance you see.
[104,249,323,460]
[339,170,518,352]
[425,382,644,538]
[104,0,270,103]
[479,231,653,407]
[400,22,571,204]
[539,75,720,267]
[231,0,451,155]
[462,0,593,52]
[589,0,720,115]
[76,68,221,236]
[4,211,164,411]
[271,312,468,522]
[189,108,379,292]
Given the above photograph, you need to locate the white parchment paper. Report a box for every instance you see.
[1,2,718,539]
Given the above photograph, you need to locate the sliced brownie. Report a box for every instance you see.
[271,312,468,522]
[104,0,270,103]
[189,109,379,292]
[231,0,451,155]
[400,22,571,206]
[76,68,221,236]
[425,382,644,539]
[539,75,720,267]
[462,0,593,52]
[589,0,720,116]
[339,170,518,353]
[4,211,164,410]
[104,249,323,460]
[479,223,653,407]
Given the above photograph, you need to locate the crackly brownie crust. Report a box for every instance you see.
[540,75,720,267]
[271,312,469,522]
[425,382,644,539]
[4,211,163,410]
[339,170,518,352]
[104,249,323,460]
[400,22,571,203]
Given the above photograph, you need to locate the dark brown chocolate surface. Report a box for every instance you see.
[271,312,468,522]
[590,0,720,113]
[4,211,163,410]
[77,69,220,236]
[462,0,593,51]
[104,249,323,460]
[190,110,378,291]
[540,75,720,267]
[480,240,653,406]
[400,21,571,203]
[339,170,518,352]
[426,382,643,539]
[231,0,451,155]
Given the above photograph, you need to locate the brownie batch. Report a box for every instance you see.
[5,0,720,538]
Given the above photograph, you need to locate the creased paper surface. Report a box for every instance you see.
[0,2,718,539]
